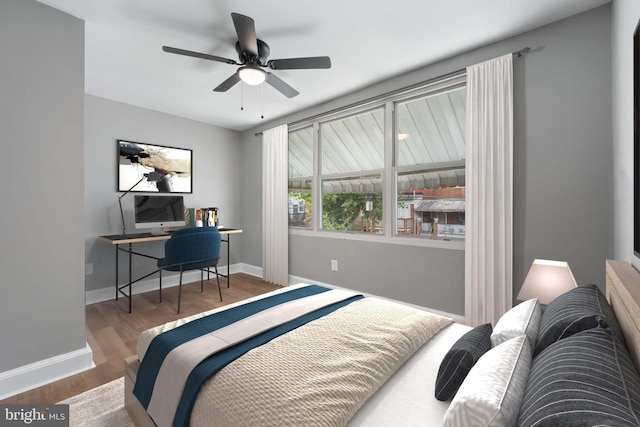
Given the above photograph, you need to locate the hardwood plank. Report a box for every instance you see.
[0,274,280,404]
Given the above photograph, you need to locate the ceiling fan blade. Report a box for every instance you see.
[162,46,238,65]
[213,73,241,92]
[265,72,299,98]
[231,13,259,57]
[267,56,331,70]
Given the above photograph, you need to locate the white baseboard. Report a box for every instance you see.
[0,343,94,400]
[85,264,238,305]
[86,260,463,320]
[236,263,263,278]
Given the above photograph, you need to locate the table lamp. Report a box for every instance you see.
[517,259,578,305]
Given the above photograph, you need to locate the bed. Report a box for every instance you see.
[124,260,640,427]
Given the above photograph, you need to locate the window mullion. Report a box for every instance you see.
[313,122,321,231]
[384,101,394,240]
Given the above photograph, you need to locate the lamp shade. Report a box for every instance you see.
[517,259,578,305]
[238,66,266,85]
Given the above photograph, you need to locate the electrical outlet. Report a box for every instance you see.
[331,259,338,271]
[85,263,93,275]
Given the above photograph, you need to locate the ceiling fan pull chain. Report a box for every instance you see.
[240,82,244,111]
[261,83,264,119]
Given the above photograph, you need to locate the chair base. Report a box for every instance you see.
[159,266,223,314]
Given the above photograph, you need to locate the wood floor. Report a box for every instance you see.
[0,273,280,405]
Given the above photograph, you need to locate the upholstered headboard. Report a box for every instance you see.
[605,260,640,372]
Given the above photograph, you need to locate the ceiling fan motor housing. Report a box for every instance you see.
[236,39,270,66]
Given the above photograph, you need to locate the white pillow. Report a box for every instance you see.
[491,298,541,349]
[442,335,532,427]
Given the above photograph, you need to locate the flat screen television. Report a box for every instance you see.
[134,195,185,230]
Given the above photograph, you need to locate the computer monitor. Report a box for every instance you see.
[134,195,185,230]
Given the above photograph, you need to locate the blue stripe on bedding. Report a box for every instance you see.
[173,294,363,427]
[133,285,338,412]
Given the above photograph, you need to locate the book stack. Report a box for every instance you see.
[185,208,219,227]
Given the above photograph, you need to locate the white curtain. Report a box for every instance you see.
[262,124,289,286]
[465,54,513,326]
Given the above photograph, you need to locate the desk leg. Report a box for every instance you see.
[128,243,132,313]
[227,235,230,288]
[115,245,119,301]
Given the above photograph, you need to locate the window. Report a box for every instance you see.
[396,169,465,237]
[287,72,466,244]
[288,127,313,228]
[321,175,383,233]
[320,109,384,233]
[321,109,384,174]
[394,86,466,239]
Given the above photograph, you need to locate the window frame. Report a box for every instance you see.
[287,72,466,251]
[318,106,385,233]
[288,126,314,230]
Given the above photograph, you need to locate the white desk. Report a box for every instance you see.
[99,228,243,312]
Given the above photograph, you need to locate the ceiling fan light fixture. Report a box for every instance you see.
[239,66,266,85]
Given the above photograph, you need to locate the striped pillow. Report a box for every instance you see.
[443,335,531,427]
[435,323,492,401]
[517,328,640,427]
[534,284,624,357]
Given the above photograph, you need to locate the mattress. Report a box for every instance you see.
[349,321,470,426]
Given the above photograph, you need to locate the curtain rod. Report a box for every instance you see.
[513,47,531,57]
[254,46,531,137]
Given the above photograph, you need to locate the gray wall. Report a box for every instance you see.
[0,0,86,371]
[84,95,243,293]
[612,1,640,266]
[290,235,465,315]
[512,6,611,294]
[240,5,612,316]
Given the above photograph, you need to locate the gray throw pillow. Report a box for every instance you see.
[518,328,640,427]
[435,323,492,401]
[534,284,624,357]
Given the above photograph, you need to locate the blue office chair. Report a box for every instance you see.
[157,227,222,313]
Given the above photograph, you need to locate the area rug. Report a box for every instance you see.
[59,377,133,427]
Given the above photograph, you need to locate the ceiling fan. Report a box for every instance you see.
[162,12,331,98]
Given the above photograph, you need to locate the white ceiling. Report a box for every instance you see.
[37,0,610,131]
